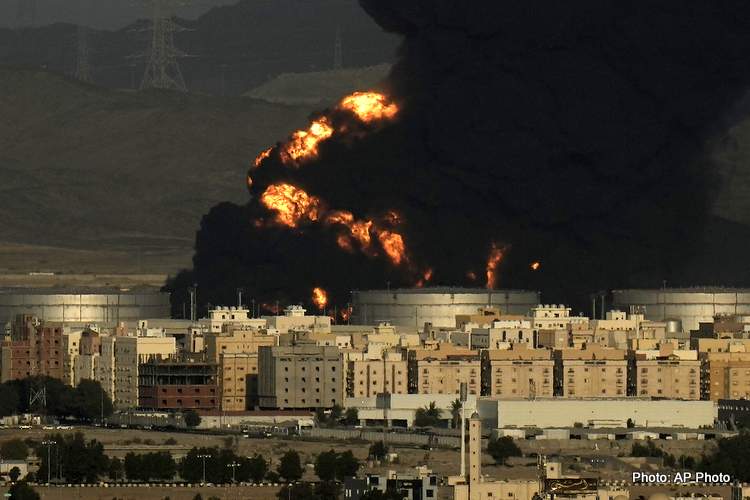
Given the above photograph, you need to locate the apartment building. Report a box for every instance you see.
[481,344,554,398]
[530,304,588,330]
[408,345,481,396]
[631,347,700,399]
[554,345,627,397]
[1,319,65,382]
[701,351,750,400]
[204,326,277,411]
[263,305,331,333]
[99,335,176,409]
[139,355,219,411]
[257,345,342,409]
[347,351,408,397]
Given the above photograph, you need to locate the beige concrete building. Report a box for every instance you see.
[693,338,750,353]
[409,344,480,395]
[61,330,82,386]
[347,351,408,397]
[99,335,176,409]
[555,345,627,397]
[200,306,266,334]
[631,347,700,399]
[204,327,276,411]
[701,350,750,400]
[482,344,554,398]
[536,329,569,349]
[263,305,331,333]
[257,345,342,409]
[531,304,588,330]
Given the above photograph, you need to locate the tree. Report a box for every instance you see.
[277,482,317,500]
[71,380,113,421]
[125,453,144,482]
[192,495,204,500]
[0,384,20,417]
[368,441,388,461]
[184,410,201,428]
[700,432,750,481]
[180,447,217,483]
[8,482,40,500]
[108,457,123,482]
[450,399,463,429]
[342,408,359,426]
[335,450,359,479]
[8,466,21,482]
[1,439,29,460]
[414,402,441,427]
[487,436,522,465]
[315,450,338,481]
[278,450,303,481]
[626,418,635,428]
[245,454,268,483]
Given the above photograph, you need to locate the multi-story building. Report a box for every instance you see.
[344,471,439,500]
[630,347,700,399]
[139,354,219,411]
[408,345,481,396]
[1,317,65,382]
[199,306,266,334]
[257,345,342,409]
[536,329,569,349]
[99,334,176,409]
[701,351,750,400]
[554,345,627,397]
[204,326,276,411]
[531,305,588,330]
[263,305,331,333]
[481,344,554,398]
[347,351,408,398]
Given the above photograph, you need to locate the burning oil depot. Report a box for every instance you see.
[350,288,540,327]
[612,288,750,332]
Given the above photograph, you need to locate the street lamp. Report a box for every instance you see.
[41,440,56,484]
[197,454,211,485]
[227,461,239,484]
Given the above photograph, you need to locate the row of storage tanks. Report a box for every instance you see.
[2,286,750,332]
[352,287,750,331]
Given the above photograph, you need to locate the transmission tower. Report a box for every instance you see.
[140,0,188,91]
[16,0,37,28]
[333,25,343,70]
[29,385,47,411]
[75,25,93,83]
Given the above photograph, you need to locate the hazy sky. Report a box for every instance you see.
[1,0,239,30]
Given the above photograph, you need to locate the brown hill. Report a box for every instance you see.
[0,66,314,274]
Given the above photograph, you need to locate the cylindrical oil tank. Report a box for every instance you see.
[0,288,171,327]
[665,318,683,335]
[351,287,540,327]
[612,288,750,332]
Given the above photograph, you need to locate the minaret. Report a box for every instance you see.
[469,411,481,485]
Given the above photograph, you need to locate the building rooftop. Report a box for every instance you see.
[354,287,537,294]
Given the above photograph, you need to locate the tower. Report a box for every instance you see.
[469,412,481,485]
[75,25,92,83]
[140,0,187,91]
[16,0,37,28]
[333,25,343,70]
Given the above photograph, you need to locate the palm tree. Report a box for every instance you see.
[450,399,462,429]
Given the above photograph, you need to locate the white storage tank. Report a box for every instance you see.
[351,287,540,327]
[612,288,750,332]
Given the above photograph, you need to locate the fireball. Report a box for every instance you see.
[339,91,399,122]
[280,118,334,164]
[260,183,322,227]
[312,287,328,310]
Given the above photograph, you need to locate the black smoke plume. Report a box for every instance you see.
[170,0,750,316]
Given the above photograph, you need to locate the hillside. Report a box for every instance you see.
[0,66,314,274]
[244,64,391,106]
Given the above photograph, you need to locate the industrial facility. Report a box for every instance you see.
[351,287,540,327]
[612,288,750,332]
[0,287,170,327]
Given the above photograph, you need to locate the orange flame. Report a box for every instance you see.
[312,287,328,310]
[530,261,541,271]
[377,230,407,266]
[327,211,374,249]
[280,118,334,164]
[254,147,273,168]
[260,183,322,227]
[339,91,399,122]
[415,267,433,288]
[466,271,477,281]
[340,306,352,322]
[486,243,504,289]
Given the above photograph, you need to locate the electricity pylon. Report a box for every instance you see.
[140,0,189,91]
[75,25,93,83]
